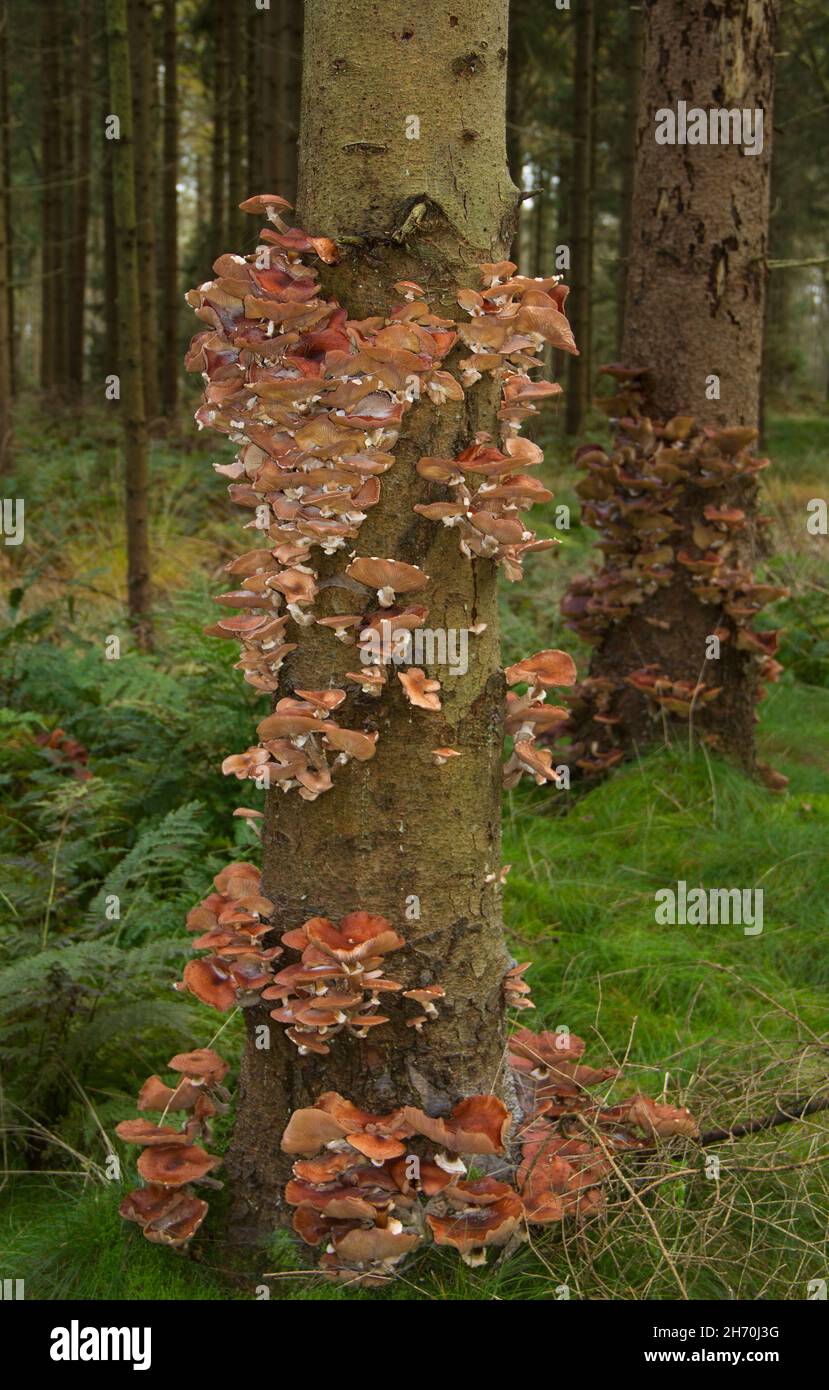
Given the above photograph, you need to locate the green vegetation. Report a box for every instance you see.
[1,403,827,1300]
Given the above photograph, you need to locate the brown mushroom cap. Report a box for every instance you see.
[345,1132,407,1162]
[136,1143,221,1187]
[137,1074,202,1113]
[505,648,578,689]
[115,1119,190,1147]
[403,1094,511,1155]
[427,1190,524,1263]
[398,667,442,711]
[281,1107,351,1155]
[141,1191,210,1247]
[333,1226,421,1264]
[181,957,238,1012]
[167,1048,229,1086]
[346,556,429,595]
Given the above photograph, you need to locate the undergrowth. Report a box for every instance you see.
[0,401,826,1299]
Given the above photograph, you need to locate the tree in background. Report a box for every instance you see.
[564,0,594,437]
[160,0,179,419]
[615,1,642,355]
[107,0,153,647]
[556,0,783,778]
[0,0,12,467]
[129,0,159,424]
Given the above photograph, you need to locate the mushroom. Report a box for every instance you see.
[398,667,442,711]
[345,556,429,608]
[431,746,461,765]
[136,1143,221,1187]
[427,1187,524,1266]
[505,649,578,694]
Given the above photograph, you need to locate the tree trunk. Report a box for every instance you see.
[160,0,178,419]
[39,6,59,391]
[56,2,72,390]
[68,0,91,392]
[107,0,153,649]
[102,31,119,372]
[573,0,778,773]
[209,0,227,256]
[226,0,245,247]
[129,0,159,424]
[615,0,641,356]
[0,0,13,408]
[276,0,303,208]
[245,6,261,205]
[0,0,11,466]
[226,0,520,1242]
[564,0,594,435]
[506,0,523,262]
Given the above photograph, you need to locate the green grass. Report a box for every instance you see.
[0,401,827,1300]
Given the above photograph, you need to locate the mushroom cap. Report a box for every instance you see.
[141,1191,210,1247]
[505,649,578,689]
[167,1049,229,1085]
[427,1190,524,1261]
[398,667,442,711]
[293,688,347,712]
[333,1226,421,1264]
[321,727,379,761]
[137,1074,202,1113]
[345,1132,407,1162]
[136,1143,221,1187]
[115,1119,191,1147]
[281,1107,350,1155]
[403,1095,511,1155]
[119,1183,178,1227]
[181,958,238,1012]
[346,556,429,594]
[239,193,293,216]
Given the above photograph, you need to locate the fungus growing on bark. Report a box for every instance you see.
[345,556,430,608]
[398,667,442,711]
[261,911,409,1055]
[549,374,788,777]
[119,1050,230,1248]
[279,1088,514,1282]
[427,1180,525,1266]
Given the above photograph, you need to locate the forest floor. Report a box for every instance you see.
[0,400,827,1300]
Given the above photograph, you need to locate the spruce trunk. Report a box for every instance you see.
[107,0,153,648]
[584,0,778,772]
[564,0,594,436]
[226,0,519,1241]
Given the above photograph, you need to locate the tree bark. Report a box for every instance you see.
[564,0,594,435]
[225,0,520,1242]
[245,6,261,205]
[107,0,153,649]
[226,0,245,248]
[276,0,303,208]
[615,0,642,356]
[102,19,119,372]
[579,0,778,772]
[0,0,13,409]
[0,0,11,465]
[160,0,178,419]
[129,0,159,424]
[68,0,91,392]
[39,6,59,391]
[209,0,227,256]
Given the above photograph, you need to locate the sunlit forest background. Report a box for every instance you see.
[0,0,827,1301]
